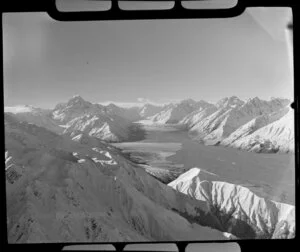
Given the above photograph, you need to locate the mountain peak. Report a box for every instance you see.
[66,95,91,108]
[246,97,264,104]
[216,96,244,109]
[180,98,197,105]
[69,95,85,102]
[169,167,218,185]
[106,103,119,108]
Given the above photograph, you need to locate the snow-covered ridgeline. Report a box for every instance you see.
[4,95,294,152]
[169,168,295,239]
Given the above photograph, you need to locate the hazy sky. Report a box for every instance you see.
[3,7,293,108]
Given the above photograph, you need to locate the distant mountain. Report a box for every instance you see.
[226,107,294,153]
[4,106,63,134]
[180,105,218,129]
[216,96,245,109]
[5,96,142,142]
[148,99,204,124]
[169,167,295,239]
[62,113,131,142]
[5,95,294,152]
[52,95,106,123]
[138,103,165,118]
[52,96,144,142]
[105,103,141,122]
[183,97,293,153]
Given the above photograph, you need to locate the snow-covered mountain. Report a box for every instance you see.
[52,96,146,142]
[105,103,141,122]
[5,115,230,242]
[4,95,294,151]
[181,97,294,153]
[225,107,294,153]
[180,102,217,129]
[5,96,143,143]
[52,95,100,123]
[216,96,245,109]
[169,168,295,239]
[138,103,165,118]
[190,97,288,138]
[62,114,131,142]
[148,99,208,124]
[221,106,291,146]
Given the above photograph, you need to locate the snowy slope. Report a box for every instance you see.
[179,104,217,129]
[149,99,205,124]
[139,104,165,118]
[52,95,99,123]
[188,97,293,151]
[169,168,295,239]
[62,114,131,142]
[53,96,142,123]
[5,97,141,143]
[229,107,294,153]
[105,103,141,122]
[185,96,246,140]
[216,96,245,109]
[221,106,290,145]
[52,96,146,142]
[5,115,229,243]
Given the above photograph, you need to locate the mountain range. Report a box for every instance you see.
[5,95,294,153]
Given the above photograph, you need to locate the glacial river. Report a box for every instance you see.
[114,122,295,205]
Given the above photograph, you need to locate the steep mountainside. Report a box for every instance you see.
[52,95,100,123]
[105,103,141,122]
[4,106,64,134]
[149,99,208,124]
[5,115,229,243]
[227,107,294,153]
[169,168,295,239]
[139,104,165,118]
[62,114,131,142]
[185,97,293,152]
[222,106,291,146]
[180,104,217,129]
[5,96,142,142]
[216,96,245,109]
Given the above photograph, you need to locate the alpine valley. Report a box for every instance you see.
[5,95,295,242]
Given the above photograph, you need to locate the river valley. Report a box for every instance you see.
[114,121,295,205]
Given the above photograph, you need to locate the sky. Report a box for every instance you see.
[3,6,293,109]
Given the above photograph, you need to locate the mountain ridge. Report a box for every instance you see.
[5,95,294,152]
[168,167,295,239]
